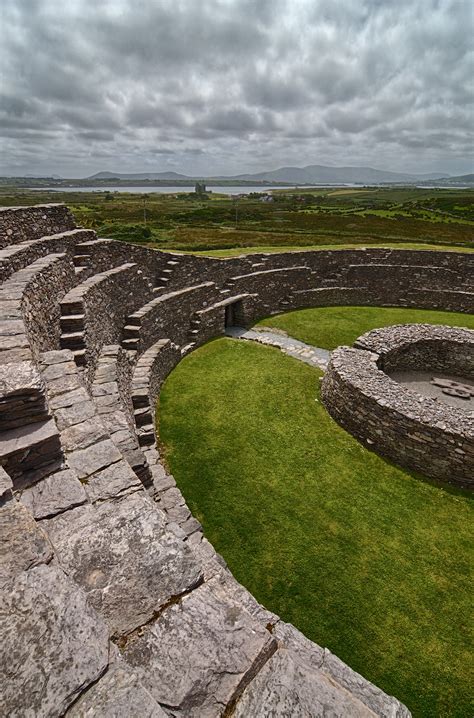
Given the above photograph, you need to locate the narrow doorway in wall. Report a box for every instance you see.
[224,300,243,328]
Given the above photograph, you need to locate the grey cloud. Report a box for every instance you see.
[0,0,472,177]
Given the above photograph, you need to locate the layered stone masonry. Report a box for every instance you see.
[123,281,218,355]
[130,339,181,447]
[3,203,474,716]
[0,228,95,283]
[321,324,474,487]
[355,323,474,376]
[0,203,75,247]
[60,262,155,382]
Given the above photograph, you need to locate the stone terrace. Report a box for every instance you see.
[1,204,472,716]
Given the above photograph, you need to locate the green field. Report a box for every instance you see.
[1,185,472,253]
[256,306,474,349]
[159,336,473,718]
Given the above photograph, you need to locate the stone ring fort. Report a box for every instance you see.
[0,204,472,716]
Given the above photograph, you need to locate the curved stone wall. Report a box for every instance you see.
[321,325,474,487]
[0,203,76,248]
[355,323,474,376]
[2,203,474,716]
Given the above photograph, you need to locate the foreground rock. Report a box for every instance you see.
[233,647,376,717]
[44,491,203,636]
[0,498,52,586]
[0,564,109,717]
[123,575,277,716]
[67,664,168,718]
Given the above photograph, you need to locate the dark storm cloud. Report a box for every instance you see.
[0,0,472,176]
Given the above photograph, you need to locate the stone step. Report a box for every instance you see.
[122,340,139,353]
[123,325,140,338]
[60,332,85,350]
[134,408,152,427]
[181,343,195,356]
[60,300,83,316]
[0,362,49,432]
[0,418,62,487]
[137,424,155,446]
[60,314,85,332]
[124,315,142,327]
[73,254,90,266]
[162,268,174,275]
[131,389,149,409]
[166,260,180,266]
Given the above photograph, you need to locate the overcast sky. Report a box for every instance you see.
[1,0,473,177]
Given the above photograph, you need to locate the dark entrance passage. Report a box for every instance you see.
[224,300,243,328]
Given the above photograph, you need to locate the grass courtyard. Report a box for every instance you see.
[159,308,473,718]
[255,305,474,350]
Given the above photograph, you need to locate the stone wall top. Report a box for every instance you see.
[0,204,76,248]
[355,323,474,377]
[355,323,474,355]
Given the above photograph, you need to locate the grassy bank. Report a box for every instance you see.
[159,337,473,717]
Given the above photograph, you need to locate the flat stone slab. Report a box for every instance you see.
[20,468,87,519]
[67,664,168,718]
[431,377,474,399]
[123,575,276,716]
[0,418,59,459]
[61,416,109,452]
[272,622,409,717]
[226,326,330,370]
[0,359,44,396]
[0,498,53,586]
[44,492,202,637]
[0,564,109,717]
[233,647,376,717]
[84,459,142,503]
[66,438,122,479]
[390,371,474,413]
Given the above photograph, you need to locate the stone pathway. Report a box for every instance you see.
[226,326,330,370]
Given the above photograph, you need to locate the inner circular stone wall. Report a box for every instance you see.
[321,324,474,488]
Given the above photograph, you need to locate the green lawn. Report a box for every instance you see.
[185,242,474,257]
[159,338,473,718]
[256,305,474,350]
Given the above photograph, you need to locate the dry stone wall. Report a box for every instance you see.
[322,325,474,487]
[2,203,474,716]
[355,323,474,376]
[0,228,95,282]
[0,203,75,247]
[60,262,155,383]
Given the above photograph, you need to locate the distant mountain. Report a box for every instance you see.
[84,165,453,185]
[416,173,474,187]
[443,173,473,183]
[220,165,449,184]
[87,171,189,180]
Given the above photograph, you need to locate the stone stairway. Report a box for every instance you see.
[155,256,182,290]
